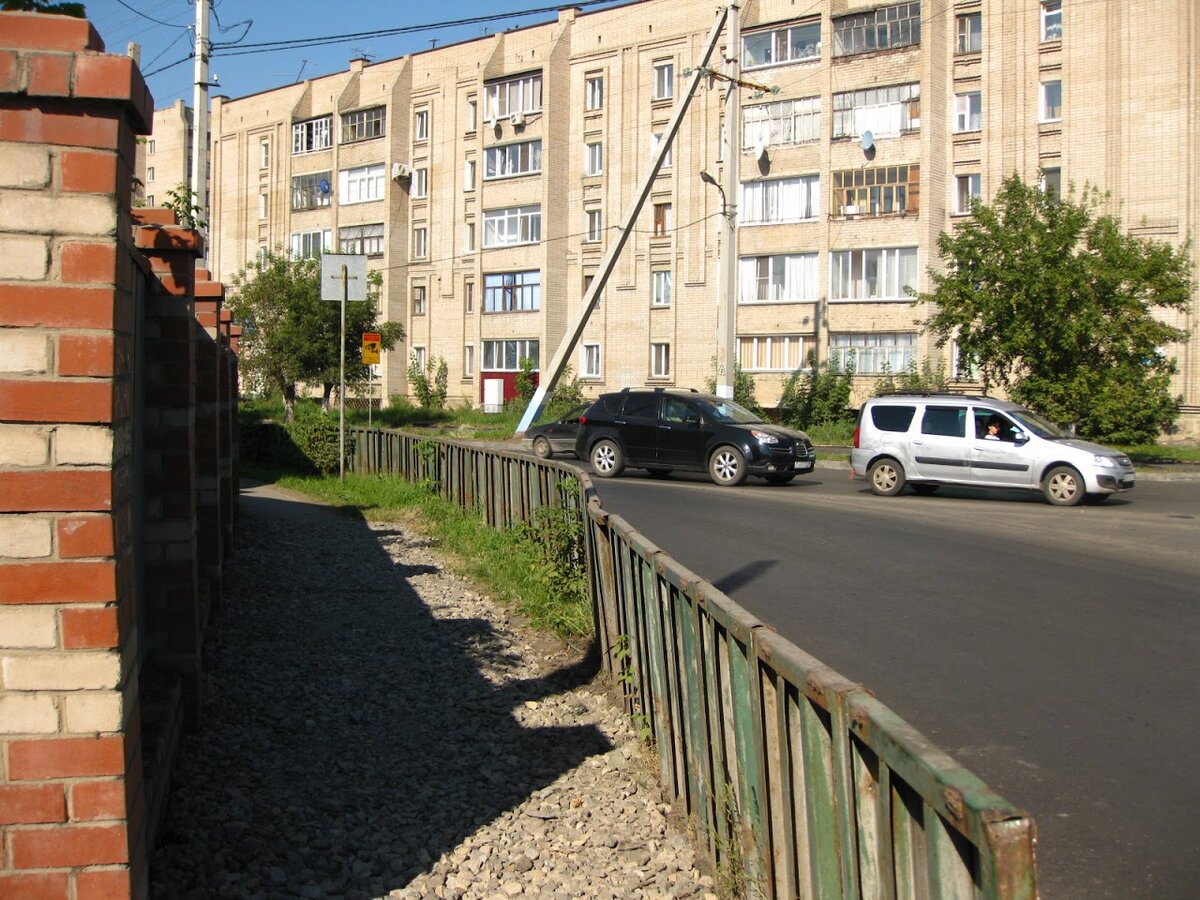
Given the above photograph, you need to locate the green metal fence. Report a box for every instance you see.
[349,428,1038,899]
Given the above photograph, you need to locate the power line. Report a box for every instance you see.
[113,0,189,29]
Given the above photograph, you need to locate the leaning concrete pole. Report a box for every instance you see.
[191,0,211,229]
[515,5,731,435]
[714,1,740,399]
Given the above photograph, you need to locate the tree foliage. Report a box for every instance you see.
[408,353,448,411]
[919,175,1191,443]
[778,352,855,429]
[2,1,85,15]
[226,247,403,421]
[873,358,948,397]
[704,359,764,416]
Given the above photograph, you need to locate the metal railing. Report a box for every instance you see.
[349,428,1038,898]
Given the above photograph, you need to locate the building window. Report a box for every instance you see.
[411,167,428,199]
[482,205,541,248]
[413,226,428,259]
[739,335,806,372]
[832,83,921,139]
[832,164,919,217]
[483,339,539,370]
[742,20,820,69]
[650,342,671,378]
[412,285,426,315]
[581,343,601,378]
[650,132,672,168]
[585,209,603,243]
[585,74,604,110]
[292,116,332,154]
[1040,80,1062,122]
[956,12,982,53]
[652,270,672,306]
[147,140,155,155]
[652,61,674,101]
[954,173,981,214]
[743,97,821,149]
[830,332,916,374]
[833,3,921,57]
[464,159,476,191]
[484,271,540,312]
[1041,1,1062,41]
[465,96,477,132]
[339,163,386,204]
[292,172,332,210]
[413,109,429,142]
[484,71,543,121]
[954,92,982,133]
[147,166,155,182]
[738,253,818,303]
[740,175,820,224]
[830,247,919,301]
[341,106,385,143]
[585,141,603,176]
[952,341,980,381]
[412,346,427,370]
[258,191,268,220]
[464,281,474,313]
[464,221,476,252]
[652,202,673,236]
[339,223,384,255]
[289,230,329,259]
[464,344,475,377]
[145,194,153,206]
[258,140,268,168]
[1040,166,1061,196]
[484,140,542,179]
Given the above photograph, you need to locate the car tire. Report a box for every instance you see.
[867,458,906,496]
[646,467,672,478]
[709,446,748,486]
[911,483,939,496]
[532,436,553,459]
[1044,465,1085,506]
[764,473,795,485]
[590,439,624,478]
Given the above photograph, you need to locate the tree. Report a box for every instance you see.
[919,175,1192,443]
[226,248,403,422]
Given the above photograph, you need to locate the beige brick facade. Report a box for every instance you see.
[201,0,1200,436]
[135,98,191,210]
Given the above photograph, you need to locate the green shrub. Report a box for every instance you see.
[873,358,948,396]
[515,357,538,401]
[778,352,855,429]
[703,359,765,416]
[287,405,345,474]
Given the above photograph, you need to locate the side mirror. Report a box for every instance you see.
[1012,430,1029,445]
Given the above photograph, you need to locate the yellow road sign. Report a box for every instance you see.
[362,332,381,364]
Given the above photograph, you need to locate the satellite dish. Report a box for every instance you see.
[753,140,767,161]
[860,130,875,152]
[318,178,331,195]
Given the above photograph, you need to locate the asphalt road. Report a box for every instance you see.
[579,461,1200,900]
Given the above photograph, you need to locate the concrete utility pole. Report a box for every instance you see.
[714,1,740,400]
[191,0,211,230]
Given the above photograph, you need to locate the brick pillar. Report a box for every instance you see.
[193,274,224,609]
[0,11,152,900]
[131,210,205,726]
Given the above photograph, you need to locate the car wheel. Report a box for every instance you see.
[590,439,624,478]
[1044,465,1084,506]
[646,467,672,478]
[709,446,748,486]
[867,458,906,496]
[532,436,553,459]
[911,483,939,496]
[764,473,795,485]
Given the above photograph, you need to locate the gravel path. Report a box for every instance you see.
[150,481,717,900]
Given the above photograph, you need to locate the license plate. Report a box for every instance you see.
[793,460,810,470]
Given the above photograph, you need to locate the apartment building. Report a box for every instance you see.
[200,0,1200,436]
[136,98,192,209]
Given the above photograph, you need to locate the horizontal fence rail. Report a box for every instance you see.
[349,428,1038,899]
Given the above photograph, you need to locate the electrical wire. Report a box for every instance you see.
[113,0,189,29]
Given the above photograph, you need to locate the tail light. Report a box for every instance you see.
[579,415,588,425]
[852,425,860,448]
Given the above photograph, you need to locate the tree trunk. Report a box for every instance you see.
[322,382,335,409]
[283,383,297,424]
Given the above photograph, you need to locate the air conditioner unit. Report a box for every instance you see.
[510,112,526,128]
[843,205,861,216]
[392,162,411,180]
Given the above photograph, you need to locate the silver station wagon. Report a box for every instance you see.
[850,394,1136,506]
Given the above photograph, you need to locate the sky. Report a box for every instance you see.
[80,0,634,109]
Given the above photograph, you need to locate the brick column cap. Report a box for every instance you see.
[0,11,105,53]
[133,224,204,258]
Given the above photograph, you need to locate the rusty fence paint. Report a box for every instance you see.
[349,429,1039,899]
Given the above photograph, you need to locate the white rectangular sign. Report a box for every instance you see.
[320,253,369,302]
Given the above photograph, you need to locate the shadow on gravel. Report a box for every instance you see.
[150,485,610,900]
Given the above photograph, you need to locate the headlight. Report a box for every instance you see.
[1093,455,1116,468]
[750,429,778,445]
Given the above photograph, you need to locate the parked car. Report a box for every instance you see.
[574,388,816,486]
[522,404,590,459]
[850,393,1136,506]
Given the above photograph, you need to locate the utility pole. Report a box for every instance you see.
[714,1,740,400]
[191,0,211,231]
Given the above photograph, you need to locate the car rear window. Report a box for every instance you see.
[871,405,916,432]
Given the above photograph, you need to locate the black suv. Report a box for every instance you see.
[574,388,816,486]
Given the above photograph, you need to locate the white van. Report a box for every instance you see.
[850,393,1135,506]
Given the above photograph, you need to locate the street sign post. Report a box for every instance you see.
[321,254,369,480]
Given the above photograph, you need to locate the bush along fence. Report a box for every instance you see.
[349,428,1039,899]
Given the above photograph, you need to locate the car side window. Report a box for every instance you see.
[662,398,691,423]
[921,406,966,437]
[974,408,1018,442]
[623,393,659,420]
[871,405,916,432]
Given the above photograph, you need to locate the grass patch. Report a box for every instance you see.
[264,471,593,639]
[1117,443,1200,465]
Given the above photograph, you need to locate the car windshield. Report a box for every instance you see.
[696,398,762,424]
[1009,407,1068,438]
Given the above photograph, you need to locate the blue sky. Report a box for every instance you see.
[81,0,632,109]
